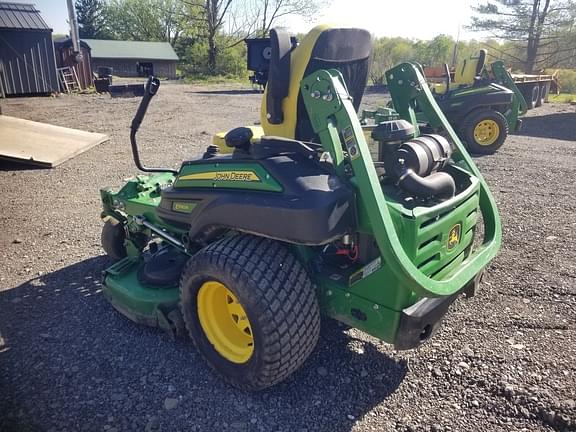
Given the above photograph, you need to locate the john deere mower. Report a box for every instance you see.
[420,51,528,154]
[99,25,501,391]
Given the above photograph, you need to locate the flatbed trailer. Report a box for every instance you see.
[511,73,556,109]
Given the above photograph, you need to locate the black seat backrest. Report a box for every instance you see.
[261,25,373,142]
[266,29,293,124]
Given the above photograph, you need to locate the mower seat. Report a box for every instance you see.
[425,50,487,95]
[453,49,486,86]
[261,24,373,141]
[211,25,372,153]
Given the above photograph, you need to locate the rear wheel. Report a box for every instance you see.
[101,218,127,261]
[180,234,320,391]
[461,109,509,155]
[536,83,548,107]
[529,84,540,109]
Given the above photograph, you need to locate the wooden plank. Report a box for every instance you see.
[0,115,109,167]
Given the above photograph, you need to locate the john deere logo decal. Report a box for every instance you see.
[447,224,461,251]
[179,171,261,182]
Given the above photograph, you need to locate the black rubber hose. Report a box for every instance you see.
[130,76,178,174]
[398,170,456,201]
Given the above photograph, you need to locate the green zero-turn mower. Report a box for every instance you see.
[418,51,528,155]
[364,50,528,155]
[99,25,502,391]
[423,53,528,155]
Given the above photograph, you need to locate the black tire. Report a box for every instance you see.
[180,234,320,391]
[536,83,548,107]
[101,218,127,261]
[529,84,540,109]
[461,109,509,155]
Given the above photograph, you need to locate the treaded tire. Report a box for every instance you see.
[101,219,127,261]
[461,109,509,155]
[180,234,320,391]
[529,84,540,109]
[536,83,547,107]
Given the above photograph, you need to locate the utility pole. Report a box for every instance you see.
[66,0,82,63]
[451,23,461,67]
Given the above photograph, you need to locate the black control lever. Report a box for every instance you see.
[130,76,177,174]
[131,76,160,132]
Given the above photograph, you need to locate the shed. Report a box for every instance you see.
[54,37,93,90]
[0,2,59,97]
[83,39,178,79]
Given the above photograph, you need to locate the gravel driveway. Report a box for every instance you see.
[0,82,574,432]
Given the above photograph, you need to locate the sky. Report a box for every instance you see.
[286,0,481,41]
[21,0,482,41]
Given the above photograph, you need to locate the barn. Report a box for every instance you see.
[83,39,178,79]
[0,2,59,97]
[53,37,93,90]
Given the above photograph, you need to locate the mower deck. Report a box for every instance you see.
[103,256,182,334]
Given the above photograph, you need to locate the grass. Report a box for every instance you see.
[548,93,576,103]
[184,74,248,85]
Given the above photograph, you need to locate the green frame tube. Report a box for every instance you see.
[301,64,501,298]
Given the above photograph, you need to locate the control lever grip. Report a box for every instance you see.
[130,76,160,131]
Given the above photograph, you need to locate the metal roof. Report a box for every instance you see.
[82,39,179,61]
[0,2,50,31]
[54,36,91,50]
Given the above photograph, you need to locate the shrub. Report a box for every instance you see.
[546,68,576,94]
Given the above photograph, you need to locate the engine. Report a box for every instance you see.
[371,119,456,200]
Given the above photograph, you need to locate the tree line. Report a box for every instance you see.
[470,0,576,73]
[75,0,576,83]
[75,0,325,76]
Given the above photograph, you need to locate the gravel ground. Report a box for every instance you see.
[0,82,574,432]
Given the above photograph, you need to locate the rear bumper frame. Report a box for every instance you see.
[394,271,483,350]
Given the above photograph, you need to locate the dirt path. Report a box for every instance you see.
[0,83,574,432]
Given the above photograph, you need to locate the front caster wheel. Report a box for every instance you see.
[179,234,320,391]
[101,218,127,261]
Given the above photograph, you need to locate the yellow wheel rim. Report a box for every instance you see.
[473,119,500,146]
[197,281,254,363]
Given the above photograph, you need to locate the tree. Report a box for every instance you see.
[75,0,109,38]
[181,0,327,75]
[106,0,187,44]
[157,0,189,45]
[243,0,327,38]
[370,37,415,84]
[469,0,576,72]
[180,0,235,74]
[414,34,454,66]
[368,35,499,85]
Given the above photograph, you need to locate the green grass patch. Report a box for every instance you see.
[548,93,576,103]
[184,74,247,85]
[545,69,576,94]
